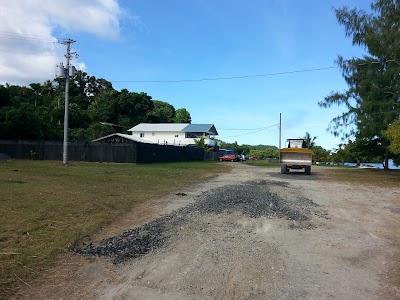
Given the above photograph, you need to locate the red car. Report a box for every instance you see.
[219,154,239,162]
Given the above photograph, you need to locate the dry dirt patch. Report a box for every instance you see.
[14,164,400,300]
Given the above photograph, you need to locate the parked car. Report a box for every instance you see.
[219,154,240,162]
[251,156,260,160]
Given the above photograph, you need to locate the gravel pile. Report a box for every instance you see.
[189,180,314,220]
[74,179,326,263]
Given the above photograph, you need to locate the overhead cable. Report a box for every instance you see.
[111,67,338,83]
[0,48,63,57]
[218,123,279,139]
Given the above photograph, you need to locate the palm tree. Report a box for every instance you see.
[302,132,317,149]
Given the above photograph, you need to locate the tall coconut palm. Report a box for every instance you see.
[302,132,317,149]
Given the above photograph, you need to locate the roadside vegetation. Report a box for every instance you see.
[324,167,400,188]
[0,77,192,141]
[0,160,229,300]
[242,159,399,187]
[318,0,400,168]
[242,160,280,168]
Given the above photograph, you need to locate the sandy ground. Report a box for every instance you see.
[14,164,400,300]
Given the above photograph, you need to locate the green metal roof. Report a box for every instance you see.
[183,124,218,135]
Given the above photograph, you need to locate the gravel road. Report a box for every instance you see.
[74,180,328,263]
[15,164,400,300]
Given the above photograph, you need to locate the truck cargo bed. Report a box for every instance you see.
[279,147,313,175]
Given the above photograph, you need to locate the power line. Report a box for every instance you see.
[111,67,338,83]
[0,31,63,57]
[0,48,63,57]
[219,125,279,131]
[110,59,399,83]
[0,31,57,43]
[218,123,279,139]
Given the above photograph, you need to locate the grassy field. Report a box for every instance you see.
[244,161,400,187]
[242,160,280,167]
[320,165,400,188]
[1,160,398,299]
[0,160,230,299]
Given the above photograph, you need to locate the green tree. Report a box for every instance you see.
[383,119,400,154]
[331,144,348,163]
[89,89,120,124]
[89,89,153,130]
[70,71,114,109]
[70,123,116,141]
[318,0,400,169]
[116,90,153,129]
[302,132,317,149]
[175,108,191,123]
[0,84,62,139]
[0,72,188,141]
[330,139,386,163]
[312,146,331,162]
[237,144,251,155]
[69,103,92,129]
[195,137,205,148]
[0,103,61,140]
[248,149,265,159]
[0,85,11,106]
[251,144,279,151]
[248,148,279,159]
[148,100,176,123]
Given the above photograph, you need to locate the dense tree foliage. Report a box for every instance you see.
[248,148,279,159]
[319,0,400,169]
[175,108,191,123]
[312,146,330,162]
[383,119,400,155]
[219,140,280,158]
[302,132,317,149]
[0,71,192,141]
[148,100,176,123]
[334,139,387,163]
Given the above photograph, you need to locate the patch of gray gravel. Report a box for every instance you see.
[74,179,327,263]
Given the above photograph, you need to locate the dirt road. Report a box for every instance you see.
[15,164,400,299]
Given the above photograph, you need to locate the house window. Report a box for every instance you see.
[175,135,179,138]
[140,133,144,138]
[185,132,200,138]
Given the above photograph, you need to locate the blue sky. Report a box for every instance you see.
[0,0,373,150]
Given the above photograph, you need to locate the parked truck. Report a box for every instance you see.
[280,139,313,175]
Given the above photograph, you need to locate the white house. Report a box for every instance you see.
[128,123,218,146]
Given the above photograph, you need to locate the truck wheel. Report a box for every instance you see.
[281,164,287,174]
[305,166,311,175]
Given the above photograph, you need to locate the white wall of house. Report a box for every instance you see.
[130,131,213,146]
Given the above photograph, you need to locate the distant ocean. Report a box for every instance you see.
[343,159,400,170]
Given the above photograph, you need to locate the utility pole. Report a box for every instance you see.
[279,112,282,149]
[57,39,76,165]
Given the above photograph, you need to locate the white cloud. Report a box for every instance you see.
[0,0,122,86]
[41,0,122,39]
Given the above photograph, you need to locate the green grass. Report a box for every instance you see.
[0,160,229,299]
[243,161,400,187]
[320,166,400,188]
[242,160,280,167]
